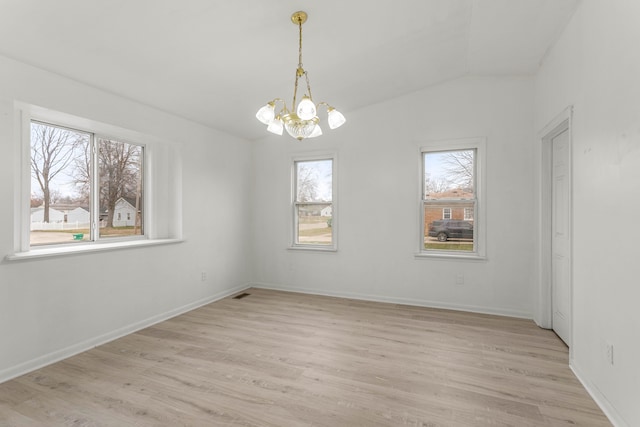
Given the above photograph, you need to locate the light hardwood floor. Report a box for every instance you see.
[0,288,611,426]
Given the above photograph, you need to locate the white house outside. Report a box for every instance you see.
[67,207,90,223]
[112,198,139,227]
[30,207,64,223]
[31,205,90,231]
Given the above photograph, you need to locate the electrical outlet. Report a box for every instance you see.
[455,274,464,285]
[605,342,614,366]
[201,272,207,282]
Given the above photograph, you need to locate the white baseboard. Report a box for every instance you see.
[570,363,628,427]
[0,283,250,385]
[249,282,532,319]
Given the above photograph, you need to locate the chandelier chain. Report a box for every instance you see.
[298,18,303,68]
[292,71,299,113]
[305,72,313,102]
[293,18,312,111]
[292,19,304,110]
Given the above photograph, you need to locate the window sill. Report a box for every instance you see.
[288,245,337,253]
[414,252,487,261]
[5,238,184,261]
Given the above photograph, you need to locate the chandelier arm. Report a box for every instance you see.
[316,102,331,111]
[292,71,301,113]
[271,98,289,115]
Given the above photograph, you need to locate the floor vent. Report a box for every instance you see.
[233,292,251,300]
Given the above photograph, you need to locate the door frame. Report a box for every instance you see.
[537,106,573,348]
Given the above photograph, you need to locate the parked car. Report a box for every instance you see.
[428,220,474,241]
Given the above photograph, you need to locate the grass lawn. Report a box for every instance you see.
[424,242,473,251]
[100,226,141,237]
[299,227,332,237]
[34,226,141,237]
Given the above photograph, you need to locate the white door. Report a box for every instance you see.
[552,128,571,345]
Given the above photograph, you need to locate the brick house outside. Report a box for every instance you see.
[424,188,474,238]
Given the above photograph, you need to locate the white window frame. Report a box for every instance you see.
[8,103,182,261]
[418,138,486,260]
[442,208,452,219]
[290,152,337,252]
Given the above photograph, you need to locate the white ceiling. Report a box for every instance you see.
[0,0,579,141]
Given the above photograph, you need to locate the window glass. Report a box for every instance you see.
[29,121,144,246]
[294,159,333,246]
[97,138,144,238]
[30,122,90,246]
[423,149,476,253]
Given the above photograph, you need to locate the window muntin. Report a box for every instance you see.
[423,148,477,254]
[293,158,334,248]
[30,121,144,247]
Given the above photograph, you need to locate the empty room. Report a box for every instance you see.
[0,1,638,426]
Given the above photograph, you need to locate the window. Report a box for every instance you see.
[421,138,485,258]
[464,207,474,221]
[29,121,144,247]
[292,155,336,250]
[8,103,181,261]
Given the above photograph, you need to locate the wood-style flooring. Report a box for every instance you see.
[0,288,611,426]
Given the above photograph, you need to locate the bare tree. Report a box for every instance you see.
[425,176,452,195]
[440,150,474,190]
[297,164,318,202]
[72,142,92,204]
[98,139,142,227]
[30,123,87,222]
[49,189,64,205]
[72,138,142,228]
[30,192,43,208]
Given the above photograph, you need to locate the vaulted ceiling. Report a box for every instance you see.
[0,0,579,140]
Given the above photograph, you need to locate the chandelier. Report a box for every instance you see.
[256,11,346,140]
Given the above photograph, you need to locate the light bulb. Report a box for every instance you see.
[256,102,275,125]
[267,117,284,135]
[327,107,346,130]
[296,96,317,120]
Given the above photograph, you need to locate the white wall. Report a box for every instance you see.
[535,1,640,425]
[4,4,635,423]
[252,76,536,318]
[0,55,253,381]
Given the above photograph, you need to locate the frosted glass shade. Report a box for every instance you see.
[267,118,284,135]
[296,97,317,120]
[327,108,346,130]
[256,100,344,138]
[308,124,323,138]
[256,103,275,125]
